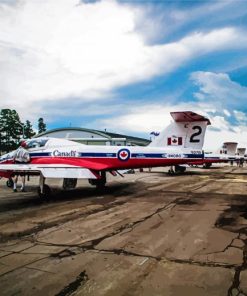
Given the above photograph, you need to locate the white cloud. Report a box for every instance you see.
[98,101,247,150]
[1,0,247,118]
[98,101,210,135]
[190,71,247,109]
[101,104,173,133]
[205,126,247,150]
[233,110,247,124]
[99,69,247,150]
[209,115,231,131]
[135,0,238,44]
[223,109,231,117]
[190,71,247,141]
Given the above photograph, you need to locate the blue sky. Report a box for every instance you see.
[0,0,247,149]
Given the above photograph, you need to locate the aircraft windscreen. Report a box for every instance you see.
[25,139,49,149]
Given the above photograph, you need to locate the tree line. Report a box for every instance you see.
[0,109,47,154]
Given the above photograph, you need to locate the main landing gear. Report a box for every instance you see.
[88,171,106,191]
[37,171,107,199]
[168,165,187,175]
[203,163,212,169]
[37,174,51,199]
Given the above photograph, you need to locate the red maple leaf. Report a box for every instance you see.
[120,151,127,158]
[172,138,177,143]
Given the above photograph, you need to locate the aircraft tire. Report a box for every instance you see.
[168,169,175,176]
[203,163,212,169]
[63,178,77,190]
[175,165,186,173]
[95,180,106,192]
[6,178,14,188]
[38,184,51,199]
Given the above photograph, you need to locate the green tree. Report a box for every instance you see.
[24,120,36,139]
[38,118,46,134]
[0,109,24,153]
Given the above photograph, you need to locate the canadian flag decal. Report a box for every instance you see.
[167,136,183,146]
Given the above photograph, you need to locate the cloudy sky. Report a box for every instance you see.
[1,0,247,149]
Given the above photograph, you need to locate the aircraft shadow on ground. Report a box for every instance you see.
[225,172,247,176]
[0,182,135,212]
[51,182,133,201]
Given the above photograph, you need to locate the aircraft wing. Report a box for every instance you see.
[0,163,100,179]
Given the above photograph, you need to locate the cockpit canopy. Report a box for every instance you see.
[21,139,49,149]
[19,137,80,150]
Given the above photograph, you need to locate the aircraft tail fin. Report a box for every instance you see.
[237,148,246,156]
[149,111,211,150]
[218,142,238,156]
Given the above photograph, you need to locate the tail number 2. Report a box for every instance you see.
[190,126,202,143]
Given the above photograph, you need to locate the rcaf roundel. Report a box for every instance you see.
[117,148,130,161]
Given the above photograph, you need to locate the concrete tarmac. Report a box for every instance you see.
[0,165,247,296]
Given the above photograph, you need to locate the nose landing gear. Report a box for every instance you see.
[37,174,51,199]
[6,178,14,188]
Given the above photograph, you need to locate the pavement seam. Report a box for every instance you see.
[0,199,129,243]
[0,255,51,278]
[54,270,89,296]
[227,236,247,296]
[34,199,179,252]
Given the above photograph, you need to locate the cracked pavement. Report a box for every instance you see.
[0,166,247,295]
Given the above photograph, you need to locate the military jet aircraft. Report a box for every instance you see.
[0,111,210,198]
[189,142,238,168]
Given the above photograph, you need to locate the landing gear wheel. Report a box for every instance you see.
[6,178,14,188]
[175,165,186,173]
[96,181,106,192]
[38,184,51,199]
[89,171,107,192]
[63,178,77,190]
[203,163,212,169]
[168,169,175,176]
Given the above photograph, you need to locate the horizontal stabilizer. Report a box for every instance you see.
[170,111,211,125]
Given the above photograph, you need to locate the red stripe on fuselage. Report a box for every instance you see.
[189,159,227,165]
[30,157,202,170]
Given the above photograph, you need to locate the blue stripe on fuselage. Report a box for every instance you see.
[29,152,51,157]
[185,154,204,159]
[78,153,116,157]
[29,152,203,159]
[131,153,167,158]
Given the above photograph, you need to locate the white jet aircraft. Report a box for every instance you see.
[0,111,210,198]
